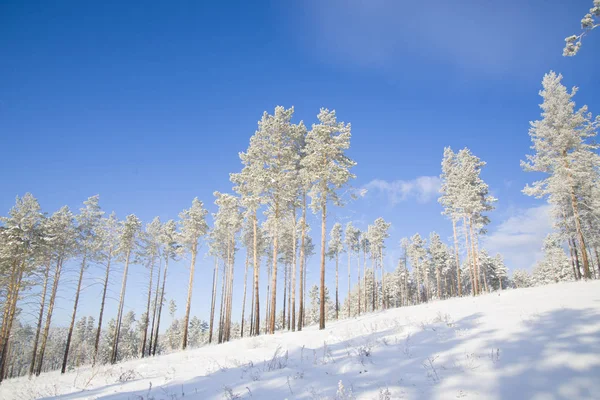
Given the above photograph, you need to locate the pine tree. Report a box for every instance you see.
[36,206,77,375]
[62,196,103,373]
[93,212,120,365]
[153,219,178,355]
[302,109,356,330]
[522,72,600,279]
[178,198,208,349]
[139,217,162,357]
[111,214,141,364]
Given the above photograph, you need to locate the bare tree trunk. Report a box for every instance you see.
[357,251,361,316]
[209,257,219,344]
[265,259,271,335]
[269,203,279,334]
[297,195,306,332]
[436,264,442,300]
[462,216,475,296]
[346,251,350,318]
[564,153,591,278]
[291,207,297,331]
[283,262,288,329]
[241,252,249,338]
[572,238,582,279]
[181,242,198,349]
[218,261,226,343]
[287,261,291,330]
[111,248,132,364]
[452,219,462,297]
[152,255,169,355]
[149,260,161,356]
[319,200,327,330]
[415,259,421,304]
[0,261,24,381]
[62,254,87,373]
[363,247,367,313]
[372,255,376,310]
[252,212,260,336]
[141,257,155,357]
[36,257,63,374]
[468,217,481,295]
[30,261,50,375]
[380,247,385,309]
[93,252,112,365]
[250,264,255,335]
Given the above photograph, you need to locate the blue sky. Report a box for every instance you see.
[1,0,599,328]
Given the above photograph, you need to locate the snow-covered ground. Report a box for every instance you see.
[3,281,600,400]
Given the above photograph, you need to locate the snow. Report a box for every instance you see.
[3,281,600,400]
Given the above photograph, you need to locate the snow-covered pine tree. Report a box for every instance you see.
[152,219,178,355]
[302,109,356,330]
[522,72,600,279]
[62,195,103,373]
[139,217,162,357]
[178,198,208,349]
[36,206,77,375]
[110,214,141,364]
[89,212,120,365]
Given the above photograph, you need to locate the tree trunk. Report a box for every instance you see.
[380,247,385,309]
[269,203,279,334]
[436,264,442,300]
[563,155,591,278]
[218,261,227,343]
[283,262,288,329]
[149,259,162,356]
[241,252,249,338]
[372,255,376,310]
[30,261,50,375]
[357,251,361,316]
[319,200,327,330]
[287,260,291,330]
[111,248,132,365]
[36,257,63,375]
[346,251,350,318]
[252,212,260,336]
[93,252,112,365]
[291,207,297,332]
[468,217,481,295]
[140,257,155,357]
[181,242,197,349]
[62,254,87,373]
[0,261,24,381]
[572,238,582,279]
[363,246,367,313]
[297,195,306,332]
[209,257,219,344]
[594,248,600,279]
[152,255,169,355]
[462,216,475,296]
[452,218,461,297]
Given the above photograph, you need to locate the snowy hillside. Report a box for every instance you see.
[3,281,600,400]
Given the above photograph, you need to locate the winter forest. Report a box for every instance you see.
[1,0,599,395]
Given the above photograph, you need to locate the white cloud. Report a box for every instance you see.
[483,204,553,272]
[364,176,441,205]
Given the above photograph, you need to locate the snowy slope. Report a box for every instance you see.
[3,281,600,400]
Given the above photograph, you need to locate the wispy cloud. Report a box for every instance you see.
[364,176,441,205]
[483,204,553,272]
[287,0,566,77]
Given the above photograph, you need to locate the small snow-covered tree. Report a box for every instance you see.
[512,269,533,289]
